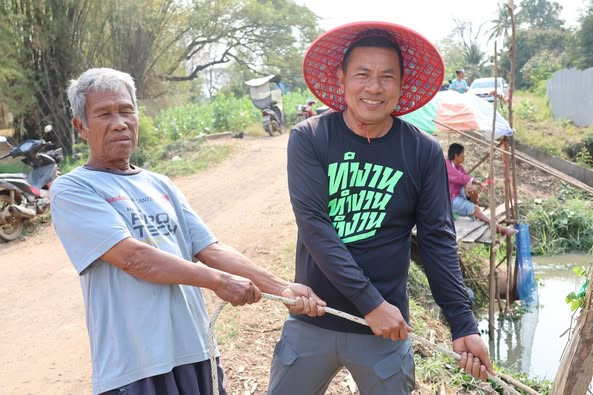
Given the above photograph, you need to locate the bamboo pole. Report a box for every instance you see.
[506,0,520,315]
[506,0,520,221]
[488,42,499,340]
[433,121,593,195]
[500,372,542,395]
[467,141,503,174]
[502,139,514,312]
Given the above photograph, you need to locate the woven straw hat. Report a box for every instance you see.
[303,21,444,116]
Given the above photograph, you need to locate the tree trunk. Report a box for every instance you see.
[551,269,593,394]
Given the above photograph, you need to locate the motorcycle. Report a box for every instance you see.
[262,102,284,136]
[0,125,63,241]
[245,74,286,136]
[296,99,316,124]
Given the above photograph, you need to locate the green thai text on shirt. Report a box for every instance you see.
[328,152,403,243]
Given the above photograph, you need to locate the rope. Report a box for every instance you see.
[209,293,521,395]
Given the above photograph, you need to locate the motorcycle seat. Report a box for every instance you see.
[0,173,27,179]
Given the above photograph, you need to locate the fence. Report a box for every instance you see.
[547,67,593,127]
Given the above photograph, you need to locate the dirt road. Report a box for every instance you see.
[0,133,332,395]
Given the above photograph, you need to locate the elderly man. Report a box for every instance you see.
[50,67,324,395]
[267,22,494,394]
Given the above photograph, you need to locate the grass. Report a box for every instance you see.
[148,139,234,177]
[58,137,236,178]
[512,91,592,159]
[0,157,29,173]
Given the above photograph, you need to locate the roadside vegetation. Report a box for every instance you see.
[59,89,314,177]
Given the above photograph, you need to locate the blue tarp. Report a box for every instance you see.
[515,223,539,306]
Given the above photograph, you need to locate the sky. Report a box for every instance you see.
[298,0,588,45]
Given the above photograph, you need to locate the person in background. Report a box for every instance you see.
[267,22,494,395]
[303,98,316,118]
[450,69,469,93]
[447,143,518,236]
[50,67,325,395]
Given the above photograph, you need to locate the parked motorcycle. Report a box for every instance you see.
[262,102,284,136]
[296,99,316,123]
[245,74,286,136]
[0,126,63,241]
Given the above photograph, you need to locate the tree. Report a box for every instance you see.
[571,5,593,69]
[488,1,513,42]
[499,28,570,89]
[520,49,563,91]
[0,0,320,154]
[163,0,320,83]
[516,0,565,29]
[436,37,466,81]
[0,0,91,152]
[449,20,490,82]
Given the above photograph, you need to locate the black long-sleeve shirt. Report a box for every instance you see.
[287,112,478,340]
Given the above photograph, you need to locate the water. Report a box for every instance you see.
[479,254,590,381]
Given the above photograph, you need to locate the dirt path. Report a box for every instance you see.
[0,133,359,395]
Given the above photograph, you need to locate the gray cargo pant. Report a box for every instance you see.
[267,318,415,395]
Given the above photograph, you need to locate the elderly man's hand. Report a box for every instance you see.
[281,283,326,317]
[453,334,495,380]
[213,273,261,306]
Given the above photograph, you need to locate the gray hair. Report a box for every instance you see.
[67,68,138,127]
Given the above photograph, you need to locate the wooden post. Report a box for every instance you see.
[551,269,593,394]
[506,0,519,220]
[488,42,499,339]
[506,0,520,307]
[502,139,514,312]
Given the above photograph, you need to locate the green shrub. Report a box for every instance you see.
[155,95,260,140]
[527,197,593,255]
[131,109,160,167]
[564,131,593,168]
[282,89,315,126]
[516,99,536,121]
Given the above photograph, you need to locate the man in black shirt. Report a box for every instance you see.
[267,22,494,394]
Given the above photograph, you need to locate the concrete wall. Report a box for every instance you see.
[516,140,593,188]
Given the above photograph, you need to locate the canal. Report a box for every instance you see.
[479,254,590,381]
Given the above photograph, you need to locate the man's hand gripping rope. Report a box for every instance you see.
[209,293,521,395]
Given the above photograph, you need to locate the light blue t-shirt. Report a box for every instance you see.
[50,166,218,394]
[450,79,468,93]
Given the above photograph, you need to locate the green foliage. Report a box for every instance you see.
[516,0,564,30]
[512,91,587,159]
[575,146,593,168]
[130,110,160,167]
[155,95,259,140]
[520,49,563,89]
[1,0,321,155]
[493,367,552,395]
[155,89,317,139]
[0,157,28,173]
[516,99,536,121]
[282,89,315,125]
[565,266,590,311]
[148,137,233,177]
[58,154,87,175]
[500,29,571,90]
[526,196,593,255]
[572,10,593,69]
[565,131,593,168]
